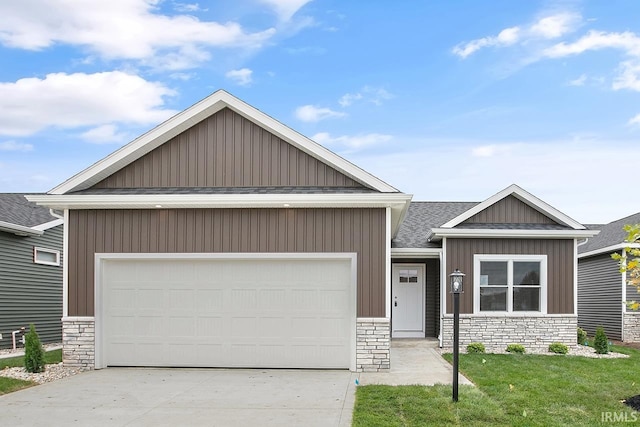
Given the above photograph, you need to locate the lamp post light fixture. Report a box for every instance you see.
[450,268,465,402]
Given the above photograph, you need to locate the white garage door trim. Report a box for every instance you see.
[94,252,357,370]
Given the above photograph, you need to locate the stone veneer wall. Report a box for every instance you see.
[62,317,95,369]
[356,318,390,372]
[441,315,577,352]
[624,313,640,342]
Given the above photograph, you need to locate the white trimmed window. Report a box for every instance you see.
[473,255,547,314]
[33,247,60,266]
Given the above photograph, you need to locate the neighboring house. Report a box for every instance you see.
[578,212,640,342]
[27,90,596,371]
[0,194,63,349]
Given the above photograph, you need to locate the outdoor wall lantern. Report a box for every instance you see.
[449,268,465,402]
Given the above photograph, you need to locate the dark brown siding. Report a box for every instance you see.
[463,195,557,225]
[445,238,574,314]
[68,208,385,318]
[93,108,363,189]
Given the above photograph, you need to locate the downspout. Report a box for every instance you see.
[49,209,63,220]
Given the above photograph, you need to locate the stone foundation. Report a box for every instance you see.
[356,317,390,372]
[62,317,95,369]
[624,313,640,342]
[441,315,577,352]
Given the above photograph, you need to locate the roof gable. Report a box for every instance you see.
[440,184,585,230]
[51,90,398,195]
[89,108,364,190]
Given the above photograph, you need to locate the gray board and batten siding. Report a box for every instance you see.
[462,195,559,225]
[0,225,63,349]
[68,208,386,318]
[91,107,365,190]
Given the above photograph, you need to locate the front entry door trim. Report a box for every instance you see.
[391,263,425,338]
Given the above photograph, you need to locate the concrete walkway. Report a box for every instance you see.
[358,339,473,386]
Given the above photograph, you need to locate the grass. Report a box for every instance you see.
[0,349,62,395]
[353,345,640,426]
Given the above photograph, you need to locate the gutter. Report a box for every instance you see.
[0,221,44,237]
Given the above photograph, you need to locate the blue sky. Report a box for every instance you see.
[1,0,639,223]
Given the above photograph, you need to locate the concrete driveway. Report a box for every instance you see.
[0,368,357,427]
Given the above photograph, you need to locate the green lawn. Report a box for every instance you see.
[0,349,62,395]
[353,346,640,426]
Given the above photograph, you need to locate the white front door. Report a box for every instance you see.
[391,264,425,338]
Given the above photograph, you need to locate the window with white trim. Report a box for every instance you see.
[33,247,60,266]
[474,255,547,313]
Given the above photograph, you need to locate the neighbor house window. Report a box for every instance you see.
[473,255,547,313]
[34,247,60,266]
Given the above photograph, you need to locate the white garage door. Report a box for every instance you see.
[99,255,354,369]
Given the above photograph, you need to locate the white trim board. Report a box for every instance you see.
[578,243,640,259]
[430,228,597,239]
[50,90,399,195]
[439,184,585,230]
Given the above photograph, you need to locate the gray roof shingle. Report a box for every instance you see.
[0,193,57,228]
[579,212,640,254]
[392,201,479,248]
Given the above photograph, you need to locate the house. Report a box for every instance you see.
[0,194,64,349]
[27,90,596,371]
[578,212,640,342]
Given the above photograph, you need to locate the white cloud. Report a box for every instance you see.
[338,86,393,107]
[0,140,33,152]
[0,1,276,69]
[530,13,580,39]
[628,113,640,126]
[471,144,519,157]
[173,2,207,13]
[612,61,640,91]
[453,12,581,58]
[294,105,346,122]
[225,68,253,86]
[259,0,312,22]
[312,132,392,150]
[453,26,521,58]
[544,30,640,58]
[338,92,363,107]
[80,124,130,144]
[0,71,177,136]
[568,74,587,86]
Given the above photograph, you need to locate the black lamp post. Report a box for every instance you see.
[450,268,465,402]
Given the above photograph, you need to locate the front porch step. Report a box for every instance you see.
[391,338,439,349]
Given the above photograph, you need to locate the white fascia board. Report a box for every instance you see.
[430,228,599,239]
[440,184,586,230]
[27,192,413,235]
[50,91,398,195]
[391,248,442,258]
[31,218,64,232]
[0,221,44,236]
[578,242,640,259]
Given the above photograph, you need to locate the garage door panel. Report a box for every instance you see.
[102,257,353,368]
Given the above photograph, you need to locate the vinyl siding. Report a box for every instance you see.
[0,226,63,349]
[68,208,385,318]
[92,108,363,189]
[445,238,574,314]
[463,195,557,225]
[577,254,623,340]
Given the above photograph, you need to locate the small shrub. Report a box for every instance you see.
[467,342,486,353]
[548,342,569,354]
[24,324,45,373]
[577,327,587,345]
[506,344,525,354]
[594,326,609,354]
